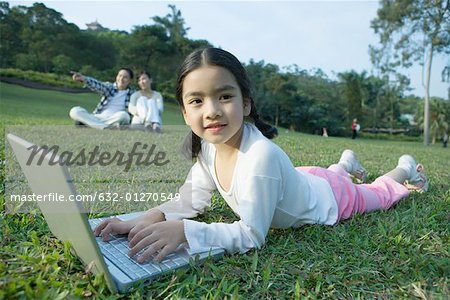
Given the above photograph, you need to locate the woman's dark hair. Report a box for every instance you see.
[138,70,151,80]
[120,67,134,79]
[176,47,278,159]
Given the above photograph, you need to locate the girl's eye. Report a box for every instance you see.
[188,98,202,105]
[219,94,233,101]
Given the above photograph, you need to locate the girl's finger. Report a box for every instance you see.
[128,222,146,241]
[99,223,116,241]
[154,244,173,263]
[136,241,163,263]
[93,218,117,236]
[100,220,128,241]
[93,222,107,236]
[128,234,158,259]
[128,233,155,257]
[128,224,156,247]
[128,230,160,256]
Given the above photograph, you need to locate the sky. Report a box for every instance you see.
[8,0,450,99]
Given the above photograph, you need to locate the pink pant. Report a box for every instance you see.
[296,164,409,223]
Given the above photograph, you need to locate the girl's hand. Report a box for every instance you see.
[94,217,134,241]
[128,220,187,263]
[94,209,165,241]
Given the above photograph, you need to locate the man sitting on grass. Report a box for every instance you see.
[69,68,134,129]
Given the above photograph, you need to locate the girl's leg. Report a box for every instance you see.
[388,155,428,192]
[328,149,366,181]
[327,164,349,178]
[383,168,409,183]
[297,153,426,222]
[360,154,428,213]
[362,167,408,212]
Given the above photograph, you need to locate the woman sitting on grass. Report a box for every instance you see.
[94,48,428,263]
[128,71,163,132]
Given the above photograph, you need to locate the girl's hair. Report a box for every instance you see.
[138,70,152,80]
[176,47,278,159]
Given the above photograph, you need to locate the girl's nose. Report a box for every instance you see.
[205,100,222,119]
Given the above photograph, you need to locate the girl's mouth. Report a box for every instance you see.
[205,123,227,132]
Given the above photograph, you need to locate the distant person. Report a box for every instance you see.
[128,71,163,132]
[443,132,449,148]
[322,127,328,137]
[351,118,359,139]
[69,68,134,129]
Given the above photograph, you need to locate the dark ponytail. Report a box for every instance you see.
[176,48,277,160]
[248,98,278,139]
[181,131,202,160]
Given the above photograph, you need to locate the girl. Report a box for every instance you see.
[94,48,428,263]
[128,71,164,132]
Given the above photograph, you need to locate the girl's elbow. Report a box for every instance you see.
[244,230,266,251]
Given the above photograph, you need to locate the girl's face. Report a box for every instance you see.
[138,73,152,90]
[181,65,251,146]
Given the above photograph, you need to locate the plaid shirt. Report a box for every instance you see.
[84,76,134,114]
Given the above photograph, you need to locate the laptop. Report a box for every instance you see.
[6,133,224,293]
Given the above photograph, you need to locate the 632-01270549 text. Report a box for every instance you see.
[9,192,180,202]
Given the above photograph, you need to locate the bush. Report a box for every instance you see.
[0,68,80,88]
[52,55,76,74]
[404,127,423,137]
[328,126,349,137]
[359,132,422,142]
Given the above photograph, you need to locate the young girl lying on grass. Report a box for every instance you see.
[94,48,428,263]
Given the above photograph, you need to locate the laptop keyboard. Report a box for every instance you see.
[89,218,191,280]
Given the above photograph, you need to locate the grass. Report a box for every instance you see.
[0,82,184,126]
[0,68,80,89]
[1,82,449,299]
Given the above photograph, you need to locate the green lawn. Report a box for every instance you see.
[0,82,449,299]
[0,82,185,125]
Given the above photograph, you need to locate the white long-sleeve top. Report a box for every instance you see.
[157,123,337,254]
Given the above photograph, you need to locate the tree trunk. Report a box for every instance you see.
[390,87,394,134]
[275,105,279,127]
[145,53,152,69]
[423,44,434,145]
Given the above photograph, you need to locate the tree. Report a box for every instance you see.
[296,69,346,135]
[153,4,190,51]
[144,5,210,97]
[119,25,170,71]
[19,3,74,72]
[52,54,76,74]
[370,0,450,145]
[362,75,385,128]
[246,61,280,125]
[0,2,27,67]
[443,65,450,100]
[416,98,450,143]
[338,71,365,122]
[77,31,118,72]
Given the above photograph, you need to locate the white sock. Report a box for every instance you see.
[338,161,352,173]
[397,161,414,180]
